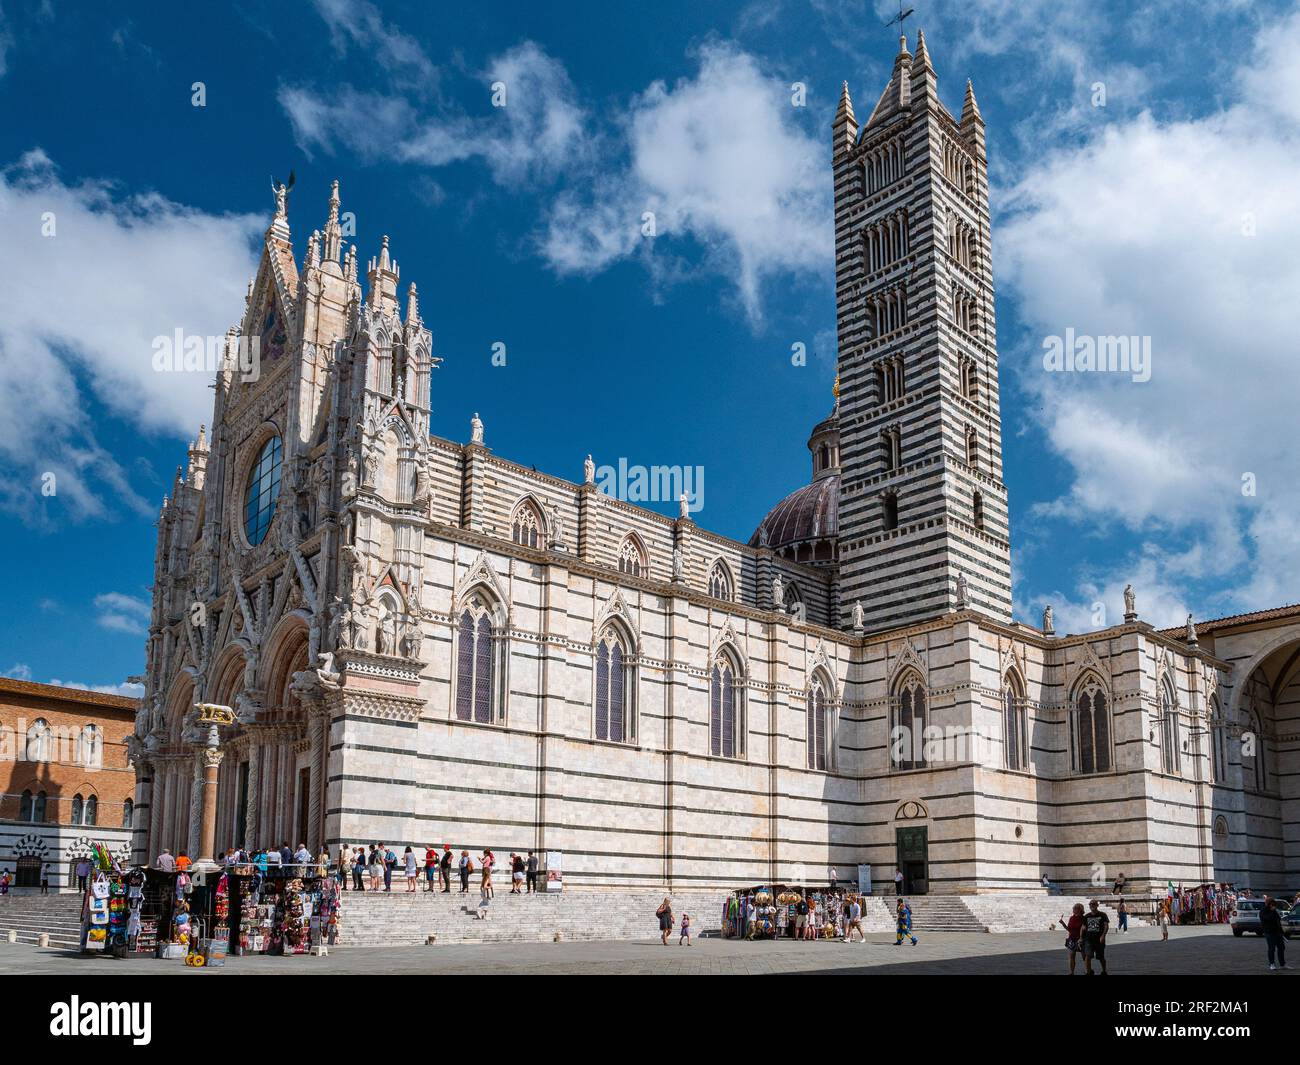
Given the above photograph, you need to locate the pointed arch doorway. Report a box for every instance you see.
[894,799,929,895]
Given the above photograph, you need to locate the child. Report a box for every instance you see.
[679,913,692,946]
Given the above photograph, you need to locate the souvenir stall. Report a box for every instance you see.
[226,865,340,956]
[79,844,151,959]
[721,885,847,941]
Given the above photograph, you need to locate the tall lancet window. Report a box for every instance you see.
[710,651,745,758]
[594,626,635,743]
[456,595,497,724]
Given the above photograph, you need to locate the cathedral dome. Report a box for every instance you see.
[749,386,841,565]
[750,475,839,558]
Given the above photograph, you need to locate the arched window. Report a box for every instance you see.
[807,674,833,771]
[892,671,927,770]
[455,594,498,724]
[85,795,98,827]
[33,791,46,822]
[123,798,134,829]
[594,626,636,743]
[708,561,733,602]
[25,718,52,762]
[973,491,984,531]
[709,651,745,759]
[1003,674,1027,771]
[1071,677,1111,774]
[1159,677,1180,775]
[882,492,899,532]
[783,580,803,618]
[19,790,33,822]
[617,536,646,578]
[78,724,101,767]
[71,794,84,826]
[966,427,979,468]
[243,435,282,545]
[511,500,542,549]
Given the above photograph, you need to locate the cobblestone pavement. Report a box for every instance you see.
[0,924,1295,975]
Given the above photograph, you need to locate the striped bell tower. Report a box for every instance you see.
[833,31,1012,630]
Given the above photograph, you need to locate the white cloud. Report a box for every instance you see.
[543,44,831,322]
[311,0,436,87]
[0,150,262,521]
[1000,10,1300,619]
[281,34,830,324]
[46,678,144,698]
[2,662,138,697]
[93,591,151,635]
[281,41,588,184]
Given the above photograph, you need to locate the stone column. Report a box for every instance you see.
[131,765,153,868]
[306,705,327,850]
[243,736,261,851]
[197,730,224,869]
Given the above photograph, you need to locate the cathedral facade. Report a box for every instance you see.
[131,34,1298,895]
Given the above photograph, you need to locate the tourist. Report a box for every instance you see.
[894,899,916,946]
[1113,872,1126,895]
[368,846,382,891]
[459,850,472,893]
[1081,900,1109,975]
[264,846,281,874]
[255,849,270,876]
[404,846,418,892]
[352,847,366,892]
[339,846,351,891]
[40,866,49,895]
[894,868,904,896]
[1116,897,1129,933]
[1261,897,1289,970]
[1156,898,1169,941]
[526,851,538,893]
[657,897,673,945]
[844,897,864,943]
[479,849,495,898]
[440,845,453,892]
[0,870,9,895]
[1058,904,1085,975]
[511,853,525,894]
[74,856,91,891]
[795,895,808,939]
[679,912,692,946]
[424,845,438,892]
[316,848,329,878]
[829,866,838,893]
[175,851,192,872]
[804,897,818,940]
[292,842,310,874]
[382,844,397,892]
[155,848,175,872]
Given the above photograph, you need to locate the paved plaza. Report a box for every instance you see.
[0,924,1293,976]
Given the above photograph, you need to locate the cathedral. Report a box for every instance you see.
[132,33,1298,895]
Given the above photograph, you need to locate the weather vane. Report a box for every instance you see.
[884,3,914,31]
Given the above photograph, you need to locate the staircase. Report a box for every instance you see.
[964,894,1145,933]
[0,894,84,949]
[336,887,724,946]
[895,896,987,933]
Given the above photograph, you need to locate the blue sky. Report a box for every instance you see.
[1,0,1298,695]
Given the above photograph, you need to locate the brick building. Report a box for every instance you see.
[0,678,136,891]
